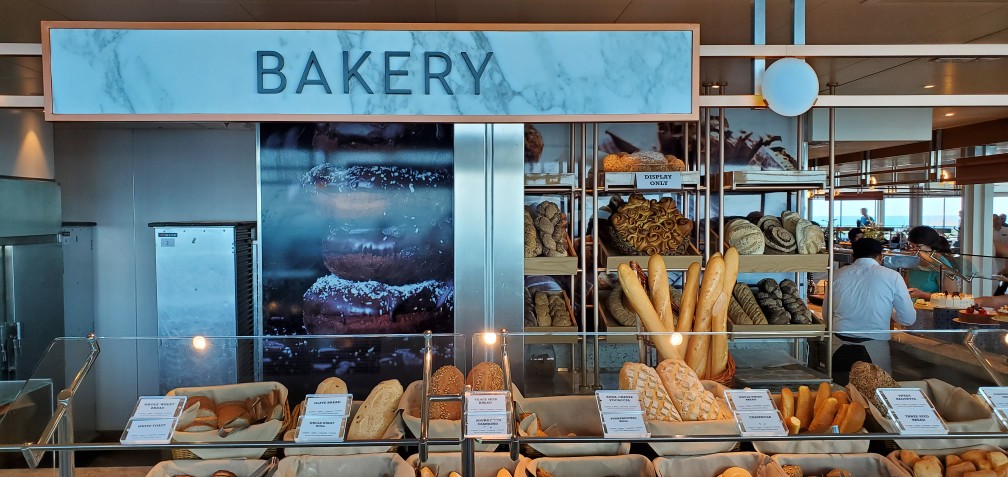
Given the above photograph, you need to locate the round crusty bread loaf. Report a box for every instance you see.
[719,467,753,477]
[466,362,505,391]
[781,210,801,235]
[346,379,403,440]
[764,225,797,254]
[727,220,765,255]
[315,377,348,395]
[430,365,464,420]
[796,219,825,255]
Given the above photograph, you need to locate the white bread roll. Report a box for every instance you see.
[346,379,403,440]
[315,377,348,395]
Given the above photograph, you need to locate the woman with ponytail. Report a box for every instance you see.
[906,225,958,299]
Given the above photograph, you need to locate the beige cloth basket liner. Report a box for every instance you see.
[274,453,413,477]
[405,452,530,477]
[653,452,789,477]
[145,459,267,477]
[399,380,496,452]
[848,379,1006,452]
[282,400,405,456]
[168,382,289,459]
[772,453,911,477]
[520,454,656,477]
[515,393,629,457]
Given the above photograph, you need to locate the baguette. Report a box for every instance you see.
[808,397,839,432]
[709,292,730,377]
[781,387,795,421]
[722,247,739,298]
[618,263,678,361]
[347,379,403,440]
[675,262,702,356]
[796,385,813,430]
[814,382,832,414]
[648,254,676,333]
[839,401,865,433]
[685,255,725,376]
[832,403,849,427]
[786,416,801,435]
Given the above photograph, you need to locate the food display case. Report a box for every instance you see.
[1,327,1007,477]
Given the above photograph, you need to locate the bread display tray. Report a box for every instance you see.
[406,452,531,477]
[146,459,268,477]
[274,453,413,477]
[520,454,656,477]
[515,393,629,457]
[653,452,788,477]
[282,400,404,456]
[771,453,911,477]
[399,380,496,452]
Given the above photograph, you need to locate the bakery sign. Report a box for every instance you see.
[43,23,699,121]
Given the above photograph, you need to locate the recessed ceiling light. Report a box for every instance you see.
[712,84,721,89]
[923,84,935,89]
[944,112,956,117]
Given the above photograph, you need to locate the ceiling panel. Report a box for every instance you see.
[803,1,1007,44]
[238,0,435,22]
[434,0,631,23]
[0,1,67,43]
[615,0,754,44]
[33,0,254,22]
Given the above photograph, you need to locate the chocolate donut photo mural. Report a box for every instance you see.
[259,123,454,397]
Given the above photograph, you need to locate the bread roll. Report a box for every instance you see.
[618,263,679,361]
[831,390,849,406]
[988,452,1008,468]
[781,387,795,421]
[786,416,800,435]
[212,471,237,477]
[900,449,922,467]
[948,455,963,467]
[913,456,943,477]
[963,451,989,462]
[814,382,832,414]
[948,462,977,477]
[496,469,512,477]
[429,366,464,420]
[179,419,216,432]
[719,467,753,477]
[467,362,505,391]
[619,362,681,421]
[686,255,725,376]
[826,470,852,477]
[675,262,702,356]
[709,292,730,377]
[839,401,865,433]
[217,401,249,429]
[832,403,849,427]
[796,386,813,430]
[656,358,720,421]
[315,377,348,395]
[808,397,838,432]
[963,471,997,477]
[419,467,436,477]
[347,379,403,440]
[782,465,803,477]
[648,254,675,332]
[185,396,217,420]
[449,472,462,477]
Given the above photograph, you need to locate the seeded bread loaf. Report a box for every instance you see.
[429,366,464,420]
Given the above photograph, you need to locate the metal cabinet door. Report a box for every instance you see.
[2,242,64,380]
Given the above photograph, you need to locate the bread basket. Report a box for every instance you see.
[168,381,291,460]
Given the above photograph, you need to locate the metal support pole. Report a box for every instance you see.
[592,123,601,390]
[419,331,433,464]
[580,123,590,392]
[718,86,726,254]
[704,85,712,261]
[57,390,74,477]
[826,84,837,377]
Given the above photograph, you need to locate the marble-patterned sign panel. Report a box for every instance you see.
[46,26,696,119]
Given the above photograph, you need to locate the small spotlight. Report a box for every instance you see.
[923,84,935,89]
[482,332,498,346]
[944,112,955,117]
[670,333,684,346]
[1003,334,1008,345]
[711,84,721,89]
[192,335,207,350]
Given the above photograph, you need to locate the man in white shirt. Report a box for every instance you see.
[830,238,916,383]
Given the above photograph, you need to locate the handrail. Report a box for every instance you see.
[964,329,1008,386]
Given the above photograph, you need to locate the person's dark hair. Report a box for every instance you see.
[852,237,884,260]
[848,228,863,244]
[907,225,951,253]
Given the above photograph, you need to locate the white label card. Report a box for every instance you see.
[601,413,650,438]
[979,387,1008,409]
[294,415,348,442]
[736,411,788,437]
[635,172,683,190]
[724,390,777,412]
[304,394,352,417]
[877,388,932,409]
[132,396,187,419]
[120,418,177,444]
[466,391,510,414]
[465,412,510,438]
[596,390,644,414]
[889,407,948,435]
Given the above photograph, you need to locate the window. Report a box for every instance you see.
[809,198,879,228]
[922,197,961,231]
[883,198,910,228]
[811,198,829,227]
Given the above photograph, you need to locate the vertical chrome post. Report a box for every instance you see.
[419,330,433,464]
[580,123,590,391]
[57,390,74,477]
[718,86,726,254]
[826,84,837,377]
[592,123,601,390]
[500,329,520,461]
[752,0,766,95]
[704,84,712,261]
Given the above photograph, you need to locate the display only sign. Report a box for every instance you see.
[42,23,698,121]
